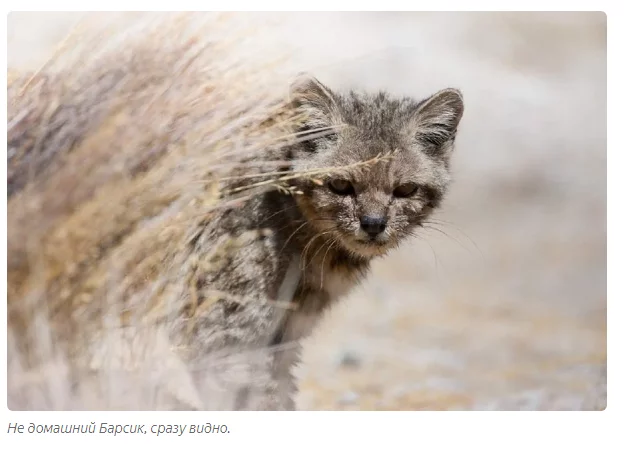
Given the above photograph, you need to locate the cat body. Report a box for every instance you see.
[7,33,463,409]
[181,76,465,409]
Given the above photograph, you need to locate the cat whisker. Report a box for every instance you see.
[423,218,485,261]
[422,224,477,259]
[300,229,335,271]
[319,239,337,290]
[257,203,300,224]
[408,230,442,274]
[279,221,311,255]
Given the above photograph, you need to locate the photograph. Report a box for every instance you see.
[6,11,606,412]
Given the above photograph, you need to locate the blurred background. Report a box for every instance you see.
[7,11,606,410]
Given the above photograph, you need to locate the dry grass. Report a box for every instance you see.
[6,12,323,411]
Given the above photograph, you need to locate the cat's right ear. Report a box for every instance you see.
[288,74,340,151]
[289,73,339,121]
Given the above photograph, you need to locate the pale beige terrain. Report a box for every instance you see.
[7,12,606,410]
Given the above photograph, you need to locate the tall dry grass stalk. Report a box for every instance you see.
[7,12,318,410]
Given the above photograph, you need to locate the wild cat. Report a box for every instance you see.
[188,75,465,410]
[8,58,463,409]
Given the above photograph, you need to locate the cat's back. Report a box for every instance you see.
[7,14,301,410]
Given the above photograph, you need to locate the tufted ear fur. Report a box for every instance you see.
[289,73,341,150]
[413,88,464,156]
[290,73,338,115]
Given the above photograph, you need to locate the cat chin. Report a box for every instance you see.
[339,237,393,259]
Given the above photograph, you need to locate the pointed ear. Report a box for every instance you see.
[414,88,464,154]
[289,73,339,129]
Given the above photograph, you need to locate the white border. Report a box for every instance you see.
[2,3,624,449]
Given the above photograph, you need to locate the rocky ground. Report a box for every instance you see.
[7,12,607,410]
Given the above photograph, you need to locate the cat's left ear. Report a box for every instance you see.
[413,88,464,156]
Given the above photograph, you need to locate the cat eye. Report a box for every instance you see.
[328,179,354,196]
[393,183,419,198]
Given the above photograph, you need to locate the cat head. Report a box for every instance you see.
[288,74,464,258]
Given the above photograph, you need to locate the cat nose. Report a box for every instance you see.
[360,215,387,237]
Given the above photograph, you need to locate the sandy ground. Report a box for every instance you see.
[7,12,607,410]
